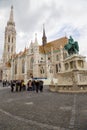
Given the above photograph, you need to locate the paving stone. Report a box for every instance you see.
[0,84,87,130]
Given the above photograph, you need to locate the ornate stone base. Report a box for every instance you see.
[49,85,87,93]
[49,70,87,93]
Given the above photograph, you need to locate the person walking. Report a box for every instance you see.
[35,80,39,93]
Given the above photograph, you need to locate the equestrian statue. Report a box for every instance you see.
[64,36,79,55]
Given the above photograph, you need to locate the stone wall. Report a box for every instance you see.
[57,72,73,86]
[77,70,87,85]
[49,70,87,92]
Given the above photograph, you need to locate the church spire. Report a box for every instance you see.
[42,24,47,46]
[35,33,38,43]
[43,24,46,37]
[3,6,16,63]
[7,5,15,26]
[9,6,14,22]
[34,33,38,45]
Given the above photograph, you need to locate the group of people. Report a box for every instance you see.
[10,79,44,93]
[2,80,10,87]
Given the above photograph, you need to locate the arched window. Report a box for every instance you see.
[15,63,17,74]
[30,57,34,69]
[12,37,14,43]
[56,64,58,73]
[8,36,10,43]
[56,55,59,61]
[22,59,25,73]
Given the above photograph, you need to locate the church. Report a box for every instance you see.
[0,6,87,86]
[0,6,69,82]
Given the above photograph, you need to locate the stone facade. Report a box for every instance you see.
[0,6,68,82]
[0,6,87,92]
[49,54,87,92]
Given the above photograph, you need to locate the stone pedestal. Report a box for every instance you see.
[49,54,87,93]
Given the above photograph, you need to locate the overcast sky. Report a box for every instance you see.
[0,0,87,59]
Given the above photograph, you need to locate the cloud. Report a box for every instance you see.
[0,0,87,60]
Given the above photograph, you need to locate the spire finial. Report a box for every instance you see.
[11,5,13,9]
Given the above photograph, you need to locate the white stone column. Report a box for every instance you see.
[60,46,64,72]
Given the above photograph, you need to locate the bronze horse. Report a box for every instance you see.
[64,36,79,55]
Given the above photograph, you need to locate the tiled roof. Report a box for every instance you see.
[39,37,68,53]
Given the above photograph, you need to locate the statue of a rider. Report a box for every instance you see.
[64,36,79,55]
[68,36,74,44]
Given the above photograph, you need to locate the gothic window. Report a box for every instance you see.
[8,36,10,43]
[12,37,13,43]
[40,69,42,74]
[30,57,34,69]
[15,63,17,74]
[56,64,58,73]
[22,59,25,73]
[56,55,59,61]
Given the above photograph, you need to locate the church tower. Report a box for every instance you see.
[42,24,47,46]
[3,6,16,63]
[33,33,39,78]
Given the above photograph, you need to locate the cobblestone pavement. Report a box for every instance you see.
[0,84,87,130]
